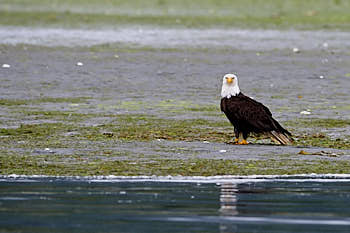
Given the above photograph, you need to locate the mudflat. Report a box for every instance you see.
[1,1,350,176]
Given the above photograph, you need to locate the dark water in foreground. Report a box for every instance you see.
[1,178,350,233]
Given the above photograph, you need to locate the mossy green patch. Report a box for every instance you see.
[0,97,90,106]
[270,95,285,99]
[36,97,90,104]
[105,114,232,142]
[295,133,350,150]
[1,111,349,176]
[185,105,220,112]
[0,123,68,137]
[1,0,350,29]
[0,99,29,106]
[1,112,349,150]
[0,113,233,149]
[285,118,350,129]
[0,123,76,148]
[2,156,350,176]
[22,110,86,118]
[283,118,350,149]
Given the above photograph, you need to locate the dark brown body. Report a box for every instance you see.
[221,92,292,144]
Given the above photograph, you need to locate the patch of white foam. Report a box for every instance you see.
[162,216,350,226]
[0,197,30,201]
[2,174,350,184]
[1,26,350,51]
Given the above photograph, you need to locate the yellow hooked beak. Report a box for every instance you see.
[226,77,233,84]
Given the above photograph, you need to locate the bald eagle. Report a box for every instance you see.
[220,74,292,145]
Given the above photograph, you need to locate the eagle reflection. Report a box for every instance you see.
[219,183,239,233]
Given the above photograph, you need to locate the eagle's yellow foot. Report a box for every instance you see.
[238,139,249,145]
[234,138,239,144]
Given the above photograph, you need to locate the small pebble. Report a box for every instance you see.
[292,47,300,53]
[322,42,329,48]
[2,64,10,68]
[300,110,311,115]
[44,148,55,153]
[76,62,83,66]
[319,75,324,79]
[102,132,114,137]
[203,141,209,144]
[219,149,227,153]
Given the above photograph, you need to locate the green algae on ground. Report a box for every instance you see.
[285,118,350,129]
[0,123,79,148]
[0,97,90,106]
[0,123,69,137]
[105,114,232,142]
[1,0,350,29]
[284,118,350,149]
[0,99,28,106]
[0,114,232,149]
[1,111,349,149]
[295,134,350,150]
[184,105,220,112]
[1,111,349,176]
[1,155,350,176]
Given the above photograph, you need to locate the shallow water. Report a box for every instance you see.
[1,177,350,232]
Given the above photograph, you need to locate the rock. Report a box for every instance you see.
[300,110,311,115]
[102,132,114,137]
[292,47,300,53]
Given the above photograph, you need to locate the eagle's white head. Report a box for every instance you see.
[221,73,240,98]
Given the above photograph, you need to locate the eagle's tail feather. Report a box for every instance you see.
[269,130,293,145]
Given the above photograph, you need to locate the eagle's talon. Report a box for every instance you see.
[238,139,249,145]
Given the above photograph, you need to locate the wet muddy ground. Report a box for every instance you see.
[1,27,350,175]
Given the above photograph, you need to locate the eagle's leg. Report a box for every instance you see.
[238,132,249,145]
[234,129,239,144]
